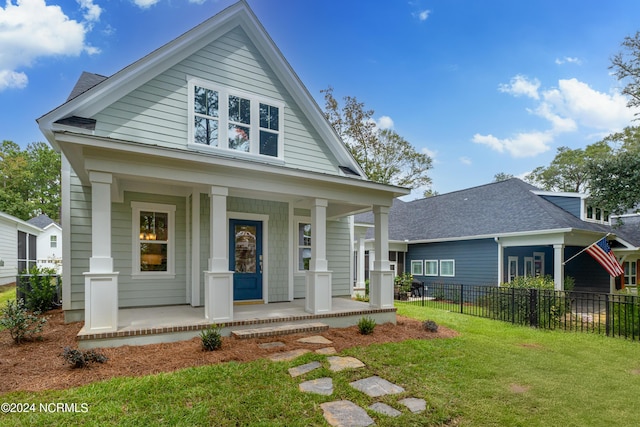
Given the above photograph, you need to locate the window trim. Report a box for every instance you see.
[187,78,285,161]
[440,259,455,277]
[424,260,438,276]
[131,201,176,279]
[50,235,58,249]
[508,256,518,282]
[411,260,423,276]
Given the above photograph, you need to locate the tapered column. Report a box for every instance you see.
[369,205,393,308]
[204,186,233,322]
[306,198,332,314]
[83,171,118,333]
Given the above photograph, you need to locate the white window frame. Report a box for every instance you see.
[625,260,637,286]
[50,235,57,249]
[425,260,438,276]
[188,78,284,161]
[508,256,518,282]
[411,260,424,276]
[296,220,312,273]
[131,202,176,278]
[524,257,533,277]
[440,259,455,277]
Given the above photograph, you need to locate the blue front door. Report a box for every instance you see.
[229,219,263,301]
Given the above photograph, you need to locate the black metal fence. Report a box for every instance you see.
[397,283,640,341]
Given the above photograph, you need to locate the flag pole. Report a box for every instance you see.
[562,233,611,266]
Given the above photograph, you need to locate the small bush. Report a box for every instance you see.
[18,266,59,313]
[357,316,376,335]
[201,324,223,351]
[423,319,439,333]
[62,347,108,369]
[0,299,47,344]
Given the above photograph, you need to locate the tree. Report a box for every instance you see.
[493,172,514,182]
[525,142,611,192]
[610,31,640,113]
[0,141,60,221]
[321,87,433,190]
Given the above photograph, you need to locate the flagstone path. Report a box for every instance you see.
[263,335,426,426]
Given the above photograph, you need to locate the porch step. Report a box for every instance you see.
[231,322,329,339]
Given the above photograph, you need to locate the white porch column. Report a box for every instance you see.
[305,198,332,314]
[354,229,367,297]
[83,171,118,333]
[369,205,394,308]
[553,244,565,290]
[496,238,504,286]
[204,186,234,322]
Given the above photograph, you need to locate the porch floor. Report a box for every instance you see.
[77,297,397,348]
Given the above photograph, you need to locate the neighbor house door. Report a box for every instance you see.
[229,219,263,301]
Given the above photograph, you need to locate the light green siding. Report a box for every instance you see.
[92,26,340,175]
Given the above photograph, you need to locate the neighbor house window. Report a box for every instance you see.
[17,231,37,273]
[440,260,455,277]
[50,235,57,249]
[132,202,175,277]
[411,260,423,276]
[189,79,284,159]
[425,260,438,276]
[298,222,311,271]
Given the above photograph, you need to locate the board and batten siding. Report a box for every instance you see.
[407,239,499,286]
[113,192,187,308]
[92,26,340,175]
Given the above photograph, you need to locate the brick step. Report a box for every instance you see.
[231,322,329,339]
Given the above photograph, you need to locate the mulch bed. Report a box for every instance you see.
[0,309,458,395]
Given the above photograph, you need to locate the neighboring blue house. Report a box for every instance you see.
[355,178,640,293]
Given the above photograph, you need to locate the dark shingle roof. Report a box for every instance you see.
[356,178,611,241]
[27,213,60,229]
[66,71,108,102]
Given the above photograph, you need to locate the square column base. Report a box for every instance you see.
[204,271,234,322]
[369,270,394,309]
[305,270,332,314]
[83,272,119,333]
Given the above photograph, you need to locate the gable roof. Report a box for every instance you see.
[0,211,42,234]
[27,213,61,230]
[356,178,612,241]
[37,1,365,178]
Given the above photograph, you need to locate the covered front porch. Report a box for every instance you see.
[77,297,397,348]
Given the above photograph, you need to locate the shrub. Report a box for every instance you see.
[0,299,47,344]
[201,324,223,351]
[422,319,439,333]
[394,273,414,293]
[357,316,376,335]
[18,266,60,313]
[62,347,108,368]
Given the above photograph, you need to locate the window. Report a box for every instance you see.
[17,231,37,273]
[625,261,637,286]
[585,203,610,224]
[50,235,57,249]
[508,256,518,282]
[411,260,423,276]
[524,257,533,277]
[189,79,283,159]
[132,202,175,276]
[425,260,438,276]
[298,222,311,271]
[440,260,455,277]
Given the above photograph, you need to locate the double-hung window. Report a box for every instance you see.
[189,79,283,159]
[425,260,438,276]
[440,260,455,277]
[298,222,311,271]
[132,202,175,277]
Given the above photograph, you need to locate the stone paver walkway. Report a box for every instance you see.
[262,334,427,425]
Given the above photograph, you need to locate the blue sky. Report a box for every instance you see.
[2,0,639,196]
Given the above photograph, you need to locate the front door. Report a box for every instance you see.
[229,219,263,301]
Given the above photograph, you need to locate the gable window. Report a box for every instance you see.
[425,260,438,276]
[411,260,423,276]
[298,222,311,271]
[50,235,57,249]
[132,202,175,277]
[585,204,610,224]
[189,79,283,159]
[440,260,455,277]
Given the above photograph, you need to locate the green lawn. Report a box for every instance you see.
[1,303,639,426]
[0,284,16,306]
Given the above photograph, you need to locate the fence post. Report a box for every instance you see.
[605,293,610,337]
[511,287,515,323]
[529,288,538,327]
[460,284,464,314]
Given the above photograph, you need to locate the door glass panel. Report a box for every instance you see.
[234,225,257,273]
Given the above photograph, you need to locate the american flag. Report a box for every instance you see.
[585,238,624,277]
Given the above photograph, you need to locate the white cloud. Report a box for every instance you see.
[417,9,430,21]
[498,75,540,100]
[133,0,160,8]
[472,131,553,158]
[78,0,102,23]
[555,56,582,65]
[376,115,394,130]
[459,156,472,165]
[0,0,99,91]
[422,147,437,159]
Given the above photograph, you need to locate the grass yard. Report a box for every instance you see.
[0,284,15,307]
[1,303,639,426]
